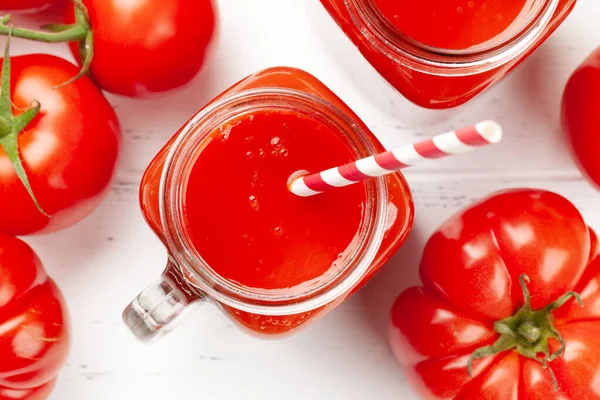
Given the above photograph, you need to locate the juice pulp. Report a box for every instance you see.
[184,109,367,290]
[373,0,535,50]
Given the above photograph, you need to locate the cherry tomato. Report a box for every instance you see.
[562,46,600,190]
[0,235,70,400]
[0,54,120,235]
[64,0,216,96]
[389,189,600,398]
[0,0,55,12]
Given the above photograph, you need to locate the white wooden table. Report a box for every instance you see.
[9,1,599,399]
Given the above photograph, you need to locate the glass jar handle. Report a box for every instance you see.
[123,258,204,342]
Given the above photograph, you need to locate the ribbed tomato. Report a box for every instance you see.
[390,189,600,399]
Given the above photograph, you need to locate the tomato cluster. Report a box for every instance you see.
[0,1,216,398]
[0,0,216,234]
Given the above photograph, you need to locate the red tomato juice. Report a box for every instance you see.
[374,0,535,50]
[184,110,367,290]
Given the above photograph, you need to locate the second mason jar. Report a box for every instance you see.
[321,0,577,109]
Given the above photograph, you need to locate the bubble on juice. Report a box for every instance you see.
[282,123,288,129]
[271,150,278,157]
[279,148,289,157]
[260,325,266,330]
[253,314,260,320]
[242,233,248,240]
[273,226,283,236]
[393,14,399,20]
[467,1,474,7]
[246,151,254,159]
[456,6,463,13]
[258,259,264,264]
[271,136,282,148]
[259,148,266,158]
[245,136,254,143]
[249,195,259,211]
[218,126,231,141]
[496,15,503,21]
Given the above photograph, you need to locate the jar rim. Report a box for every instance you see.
[347,0,559,73]
[158,87,389,315]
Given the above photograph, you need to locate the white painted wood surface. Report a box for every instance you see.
[5,1,599,399]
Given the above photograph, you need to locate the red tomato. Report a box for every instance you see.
[0,0,55,12]
[0,54,120,235]
[0,235,70,400]
[562,47,600,190]
[64,0,216,96]
[389,189,600,399]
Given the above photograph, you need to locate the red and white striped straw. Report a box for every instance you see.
[288,120,502,197]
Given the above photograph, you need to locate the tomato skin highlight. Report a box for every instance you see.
[389,189,600,398]
[64,0,216,96]
[0,54,120,235]
[562,47,600,190]
[0,235,70,400]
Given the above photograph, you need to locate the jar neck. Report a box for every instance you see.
[347,0,559,74]
[159,88,388,315]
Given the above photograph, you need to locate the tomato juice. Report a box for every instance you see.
[373,0,537,50]
[184,109,367,291]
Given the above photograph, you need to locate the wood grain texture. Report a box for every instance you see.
[5,1,598,399]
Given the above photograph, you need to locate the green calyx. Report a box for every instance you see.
[467,274,583,391]
[0,34,47,216]
[0,0,93,87]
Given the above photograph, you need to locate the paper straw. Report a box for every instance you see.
[288,120,502,197]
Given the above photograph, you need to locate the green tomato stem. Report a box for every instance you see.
[517,321,542,344]
[0,116,10,137]
[466,274,584,392]
[0,33,47,216]
[0,21,87,43]
[0,1,94,85]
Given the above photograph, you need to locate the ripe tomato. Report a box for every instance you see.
[64,0,216,96]
[0,0,55,12]
[0,235,70,400]
[0,54,120,235]
[390,189,600,399]
[562,47,600,190]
